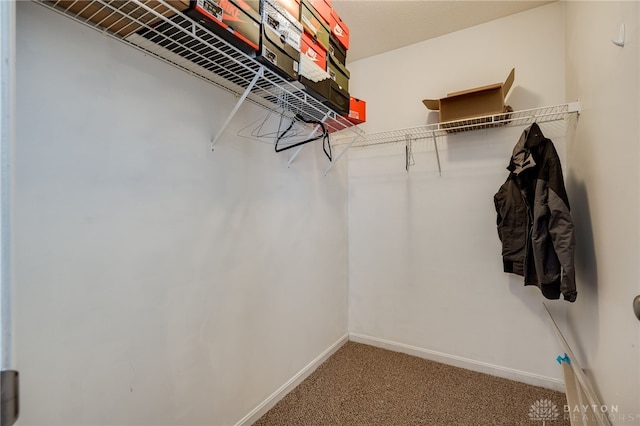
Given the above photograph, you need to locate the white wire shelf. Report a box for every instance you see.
[343,102,580,149]
[337,101,580,174]
[35,0,362,137]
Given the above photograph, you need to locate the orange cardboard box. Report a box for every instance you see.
[300,31,327,72]
[347,97,366,124]
[309,0,331,26]
[329,7,349,50]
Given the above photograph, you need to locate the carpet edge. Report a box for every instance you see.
[349,332,565,392]
[234,333,350,426]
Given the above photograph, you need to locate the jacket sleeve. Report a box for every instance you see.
[494,177,527,277]
[546,151,577,302]
[494,192,504,242]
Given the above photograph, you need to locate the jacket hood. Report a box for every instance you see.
[507,123,546,175]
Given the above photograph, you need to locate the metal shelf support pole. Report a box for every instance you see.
[287,142,307,166]
[211,66,264,149]
[433,134,441,176]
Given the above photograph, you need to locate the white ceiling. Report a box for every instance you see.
[331,0,556,63]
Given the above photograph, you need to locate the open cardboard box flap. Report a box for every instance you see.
[422,68,515,122]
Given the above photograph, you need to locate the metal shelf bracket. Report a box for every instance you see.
[433,134,441,176]
[567,100,581,114]
[211,66,264,150]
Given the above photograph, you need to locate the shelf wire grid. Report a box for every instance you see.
[35,0,362,135]
[334,102,578,148]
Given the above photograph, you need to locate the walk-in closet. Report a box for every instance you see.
[1,1,639,425]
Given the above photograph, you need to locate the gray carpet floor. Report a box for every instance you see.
[254,341,570,426]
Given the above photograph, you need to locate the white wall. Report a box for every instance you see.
[14,2,348,425]
[564,1,640,421]
[347,2,571,389]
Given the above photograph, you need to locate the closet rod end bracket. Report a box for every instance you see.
[612,23,625,47]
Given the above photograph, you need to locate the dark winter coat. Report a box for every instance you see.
[494,123,577,302]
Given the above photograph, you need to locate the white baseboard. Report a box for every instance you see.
[349,332,565,392]
[235,333,349,426]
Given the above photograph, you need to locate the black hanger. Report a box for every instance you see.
[274,114,332,161]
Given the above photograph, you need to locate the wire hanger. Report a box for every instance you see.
[236,108,332,161]
[237,110,308,143]
[274,113,332,161]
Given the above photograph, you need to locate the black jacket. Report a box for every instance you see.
[494,123,577,302]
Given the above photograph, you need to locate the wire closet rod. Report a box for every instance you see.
[335,101,581,148]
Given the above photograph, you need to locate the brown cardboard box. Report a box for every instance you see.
[49,0,190,36]
[300,0,330,51]
[256,0,303,81]
[423,68,515,124]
